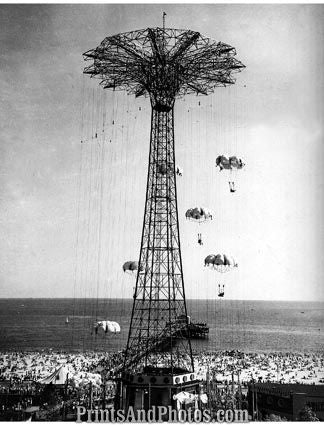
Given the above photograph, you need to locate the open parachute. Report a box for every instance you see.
[94,320,121,334]
[185,207,213,222]
[204,254,238,272]
[215,156,245,171]
[215,156,245,193]
[205,254,238,297]
[122,261,143,273]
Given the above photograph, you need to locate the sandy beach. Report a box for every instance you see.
[1,350,323,388]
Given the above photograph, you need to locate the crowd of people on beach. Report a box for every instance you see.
[1,349,323,387]
[0,351,119,387]
[0,349,323,420]
[192,351,324,385]
[0,351,119,420]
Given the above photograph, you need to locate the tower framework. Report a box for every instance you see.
[83,27,244,379]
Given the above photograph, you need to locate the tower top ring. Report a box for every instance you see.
[83,27,245,109]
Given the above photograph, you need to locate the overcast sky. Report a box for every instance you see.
[0,4,323,301]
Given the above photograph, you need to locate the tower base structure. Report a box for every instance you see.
[117,368,201,421]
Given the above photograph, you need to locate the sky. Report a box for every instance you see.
[0,4,323,301]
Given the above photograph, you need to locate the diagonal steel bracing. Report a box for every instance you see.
[123,107,193,372]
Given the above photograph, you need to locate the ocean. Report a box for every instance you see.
[0,298,323,353]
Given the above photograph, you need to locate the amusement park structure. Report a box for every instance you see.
[83,24,244,412]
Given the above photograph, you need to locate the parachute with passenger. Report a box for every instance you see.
[215,155,245,193]
[185,206,213,245]
[204,254,238,297]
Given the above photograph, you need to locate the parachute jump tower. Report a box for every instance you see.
[83,24,244,412]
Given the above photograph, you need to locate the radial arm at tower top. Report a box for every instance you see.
[83,27,245,111]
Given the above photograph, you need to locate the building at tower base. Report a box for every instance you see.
[117,368,201,420]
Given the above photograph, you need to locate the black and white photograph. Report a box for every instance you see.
[0,3,323,422]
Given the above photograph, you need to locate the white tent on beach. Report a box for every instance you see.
[39,365,68,385]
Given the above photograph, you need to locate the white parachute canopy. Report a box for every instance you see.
[204,254,238,272]
[185,206,213,222]
[94,320,121,334]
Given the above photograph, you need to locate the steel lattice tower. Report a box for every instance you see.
[83,27,244,377]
